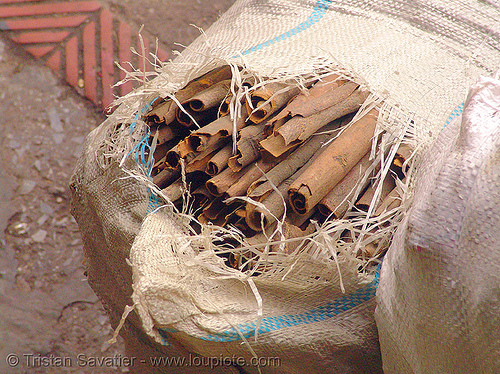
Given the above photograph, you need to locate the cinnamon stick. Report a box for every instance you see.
[176,107,217,128]
[260,86,368,158]
[245,169,299,231]
[152,168,180,189]
[373,179,405,216]
[228,122,267,172]
[206,144,233,176]
[268,74,345,128]
[355,175,396,212]
[150,124,176,145]
[161,178,184,202]
[317,151,372,218]
[202,196,230,221]
[184,148,220,174]
[185,79,231,112]
[219,94,232,117]
[247,121,342,200]
[206,158,276,197]
[192,185,212,209]
[144,65,232,126]
[392,143,414,178]
[245,83,300,124]
[180,109,248,155]
[288,108,379,215]
[225,159,279,198]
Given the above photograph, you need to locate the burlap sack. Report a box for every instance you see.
[375,76,500,373]
[71,1,500,373]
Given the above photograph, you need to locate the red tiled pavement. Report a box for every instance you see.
[46,49,61,72]
[24,45,54,58]
[0,0,45,3]
[66,35,79,88]
[2,15,89,30]
[0,0,170,111]
[100,8,114,110]
[118,20,133,97]
[82,21,98,104]
[0,1,101,17]
[10,30,70,43]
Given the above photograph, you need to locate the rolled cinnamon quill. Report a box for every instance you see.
[161,178,184,203]
[180,109,248,155]
[176,107,218,128]
[206,144,232,176]
[373,179,405,216]
[219,94,232,117]
[355,175,396,212]
[207,158,276,197]
[184,148,220,174]
[192,185,212,209]
[225,159,279,198]
[392,143,414,178]
[144,65,232,125]
[288,108,379,215]
[317,151,372,218]
[268,74,344,127]
[246,169,299,231]
[228,122,267,172]
[245,83,300,124]
[152,167,180,189]
[247,121,342,200]
[150,124,176,145]
[261,85,368,158]
[185,79,232,112]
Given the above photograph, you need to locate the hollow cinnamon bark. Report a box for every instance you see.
[268,74,345,127]
[245,168,300,231]
[176,107,218,128]
[206,144,233,176]
[392,143,414,178]
[317,151,372,218]
[260,86,368,158]
[161,178,184,203]
[245,82,300,124]
[288,108,379,215]
[227,122,267,172]
[149,124,176,145]
[184,149,220,174]
[373,178,405,216]
[219,94,232,117]
[206,158,277,197]
[191,185,212,209]
[152,168,181,190]
[185,79,232,112]
[355,174,396,212]
[144,65,232,125]
[180,108,248,155]
[225,159,279,198]
[247,121,342,200]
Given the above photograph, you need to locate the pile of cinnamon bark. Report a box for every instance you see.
[145,65,409,260]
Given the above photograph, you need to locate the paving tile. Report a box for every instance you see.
[0,0,170,111]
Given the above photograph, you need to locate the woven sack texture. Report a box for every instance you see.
[375,76,500,373]
[70,0,500,373]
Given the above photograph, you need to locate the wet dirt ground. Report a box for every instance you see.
[0,1,235,373]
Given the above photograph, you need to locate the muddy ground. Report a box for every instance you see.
[0,1,235,373]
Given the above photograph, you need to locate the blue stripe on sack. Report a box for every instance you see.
[240,0,332,56]
[159,267,380,343]
[126,97,165,212]
[445,102,464,126]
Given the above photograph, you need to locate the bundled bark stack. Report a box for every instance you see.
[145,65,409,261]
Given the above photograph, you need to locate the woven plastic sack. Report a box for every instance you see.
[70,0,500,373]
[375,76,500,373]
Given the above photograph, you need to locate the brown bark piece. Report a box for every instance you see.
[288,108,378,215]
